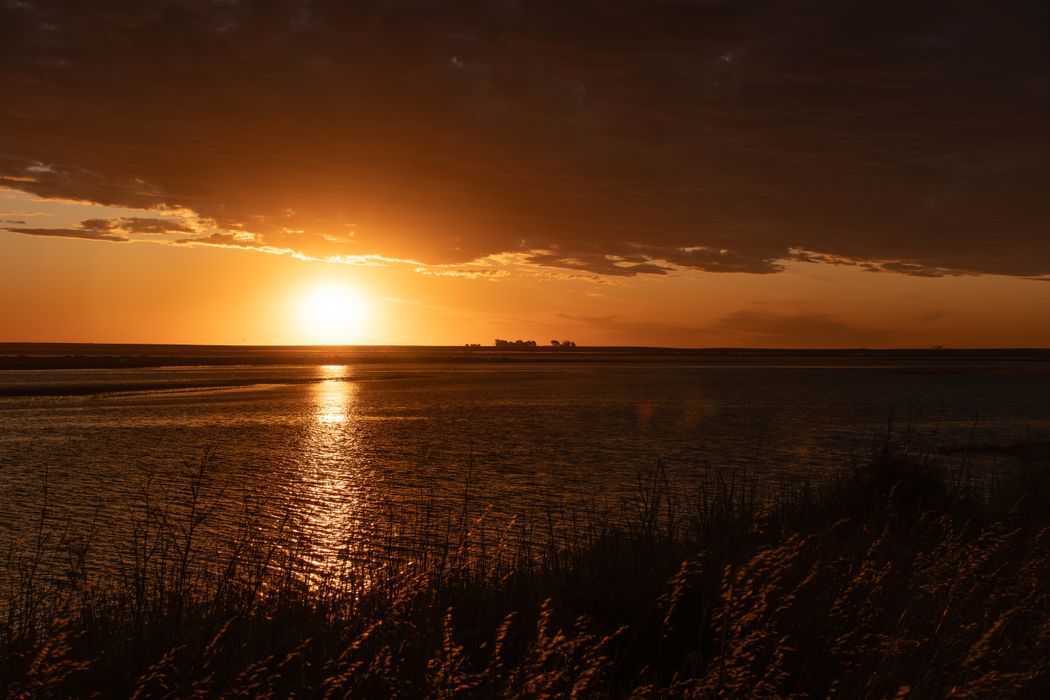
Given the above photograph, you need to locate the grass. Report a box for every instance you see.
[1,443,1049,698]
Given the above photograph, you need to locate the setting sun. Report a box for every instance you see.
[295,281,370,345]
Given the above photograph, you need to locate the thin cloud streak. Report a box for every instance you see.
[4,226,128,242]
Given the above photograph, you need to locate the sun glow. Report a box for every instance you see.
[296,281,371,345]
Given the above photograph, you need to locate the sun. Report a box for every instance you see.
[296,281,371,345]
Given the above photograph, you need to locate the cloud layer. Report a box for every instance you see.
[2,1,1049,278]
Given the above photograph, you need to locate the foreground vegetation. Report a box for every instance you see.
[2,444,1049,698]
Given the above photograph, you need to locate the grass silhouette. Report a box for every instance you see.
[2,445,1048,697]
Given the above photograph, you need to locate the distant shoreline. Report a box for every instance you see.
[1,343,1049,370]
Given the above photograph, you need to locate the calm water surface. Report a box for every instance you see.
[2,360,1049,573]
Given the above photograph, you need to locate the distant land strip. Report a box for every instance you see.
[0,376,352,398]
[1,344,1049,371]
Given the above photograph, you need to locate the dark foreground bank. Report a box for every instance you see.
[2,445,1048,698]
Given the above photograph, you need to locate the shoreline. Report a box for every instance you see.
[3,343,1050,371]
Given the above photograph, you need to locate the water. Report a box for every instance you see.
[2,357,1050,576]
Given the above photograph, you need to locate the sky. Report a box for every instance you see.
[2,0,1050,347]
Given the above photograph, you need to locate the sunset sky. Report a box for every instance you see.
[3,1,1050,347]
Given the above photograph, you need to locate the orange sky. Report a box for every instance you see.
[3,187,1049,348]
[3,3,1050,347]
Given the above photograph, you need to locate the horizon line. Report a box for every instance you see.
[2,342,1050,352]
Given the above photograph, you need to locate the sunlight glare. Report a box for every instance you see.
[296,282,370,345]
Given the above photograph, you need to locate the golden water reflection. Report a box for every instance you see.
[316,364,352,425]
[291,364,376,585]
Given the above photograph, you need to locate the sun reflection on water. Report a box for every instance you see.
[288,364,378,586]
[316,365,351,425]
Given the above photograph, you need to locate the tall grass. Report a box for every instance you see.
[1,445,1048,698]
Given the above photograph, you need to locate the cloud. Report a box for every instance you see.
[3,215,193,244]
[414,266,509,279]
[2,1,1050,278]
[871,261,970,278]
[173,232,269,250]
[788,249,975,278]
[0,209,50,220]
[3,226,127,242]
[524,244,779,276]
[111,217,194,235]
[653,247,782,275]
[712,310,891,347]
[525,253,672,277]
[0,207,49,226]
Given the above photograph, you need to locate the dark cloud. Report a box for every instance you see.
[526,243,781,276]
[788,249,979,278]
[173,232,268,249]
[3,216,192,242]
[2,1,1049,276]
[870,261,970,278]
[653,247,782,274]
[526,253,672,277]
[4,226,127,242]
[113,217,194,235]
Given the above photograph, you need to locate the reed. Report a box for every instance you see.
[1,445,1048,698]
